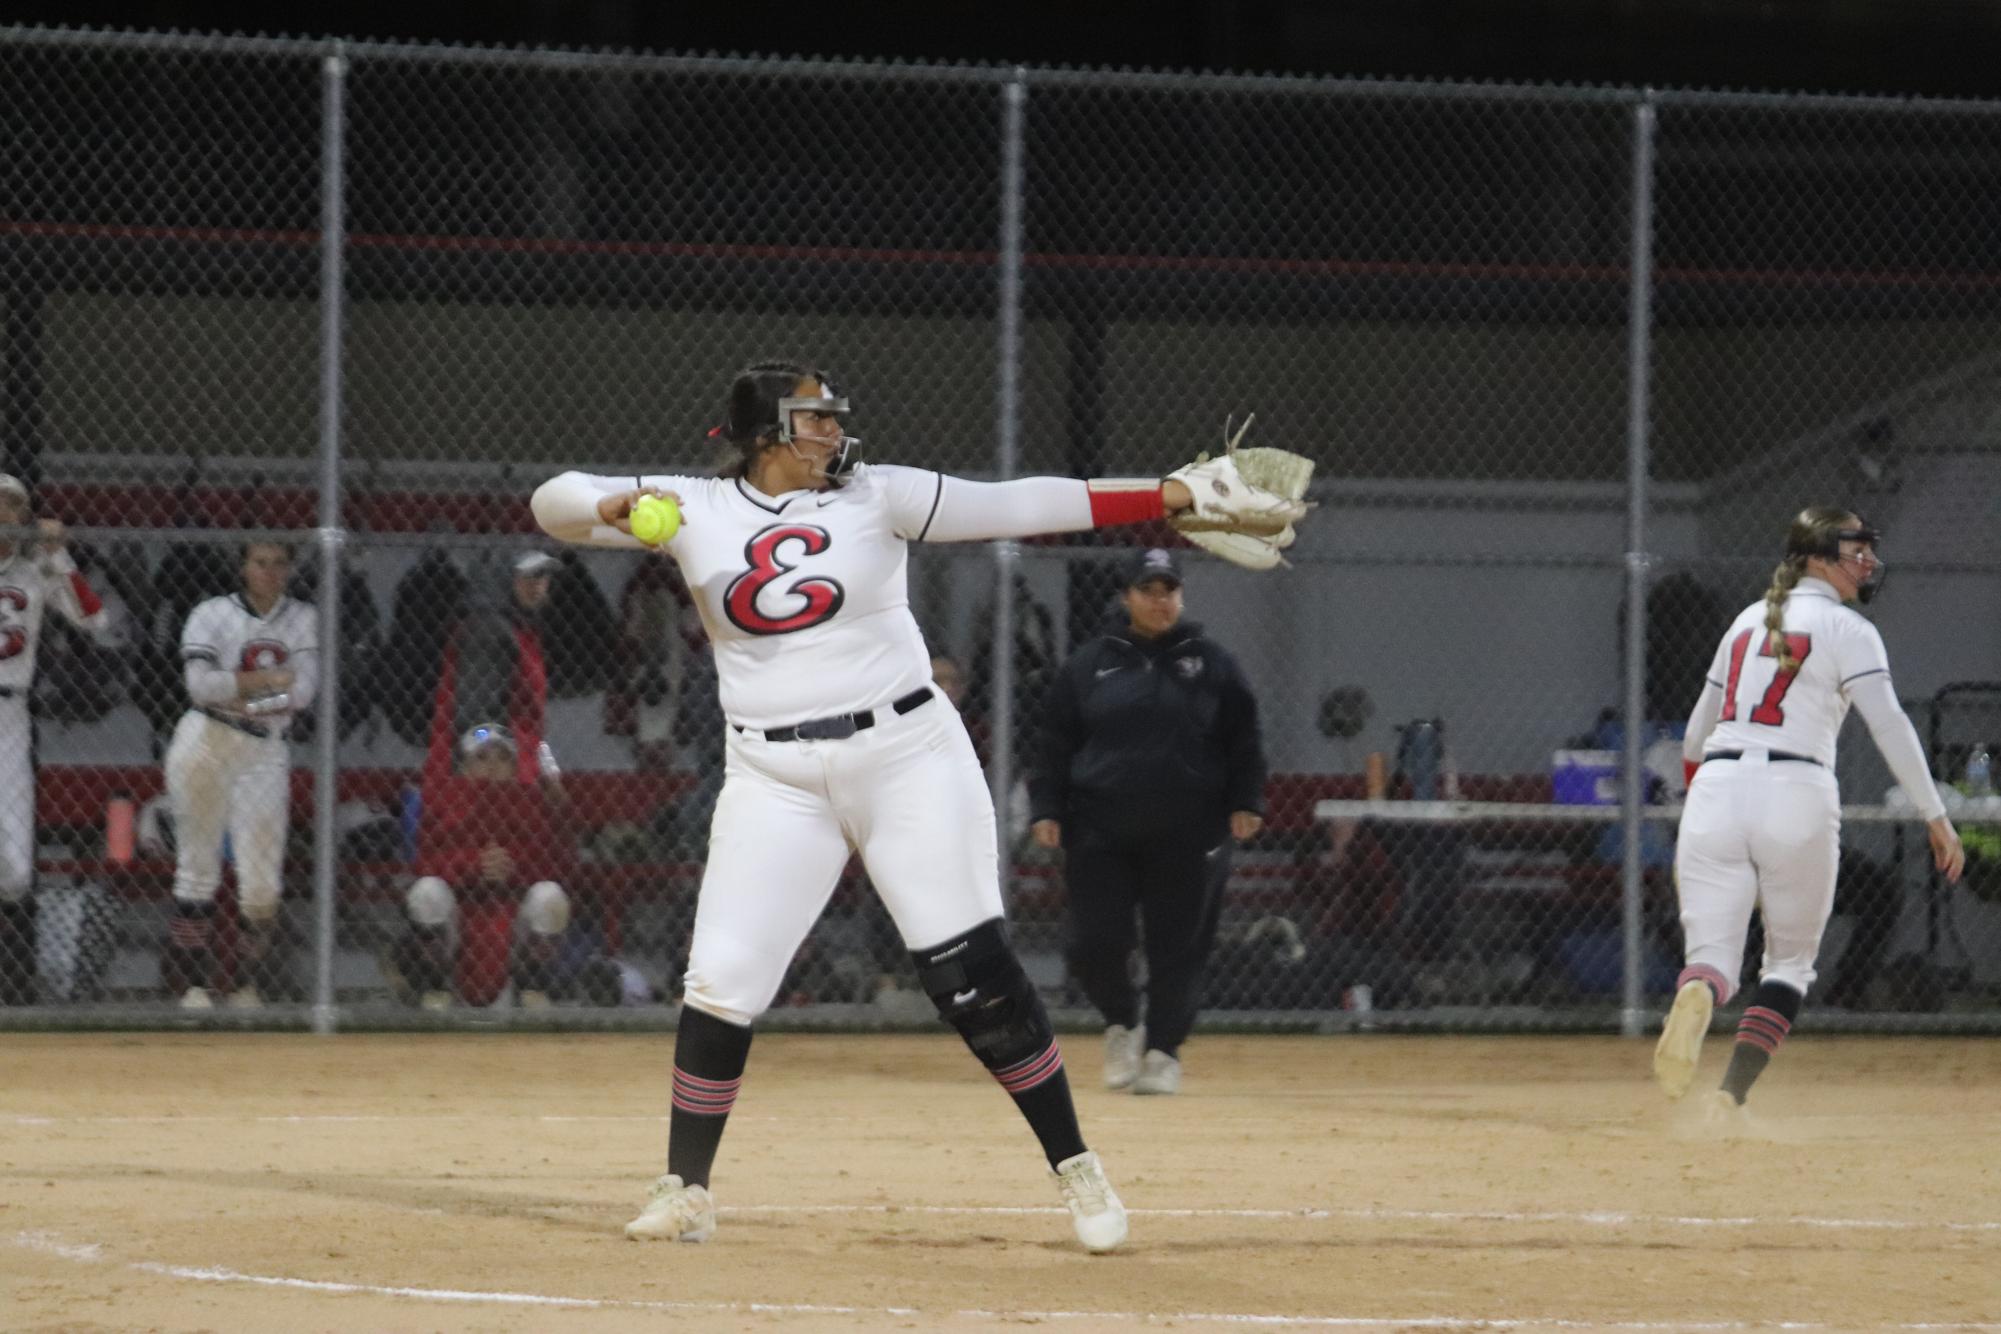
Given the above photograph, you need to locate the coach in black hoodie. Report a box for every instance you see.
[1029,547,1267,1097]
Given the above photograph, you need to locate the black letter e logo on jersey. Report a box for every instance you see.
[724,524,845,636]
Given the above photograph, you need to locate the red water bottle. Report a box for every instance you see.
[105,793,136,864]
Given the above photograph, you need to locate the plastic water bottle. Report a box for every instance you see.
[1400,720,1443,800]
[1967,745,1993,798]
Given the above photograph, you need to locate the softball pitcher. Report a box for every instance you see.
[1657,507,1963,1114]
[534,360,1310,1252]
[162,541,318,1009]
[0,474,108,1004]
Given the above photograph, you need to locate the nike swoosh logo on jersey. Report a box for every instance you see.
[952,988,978,1004]
[1095,666,1120,678]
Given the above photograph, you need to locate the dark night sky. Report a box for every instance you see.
[6,0,2001,100]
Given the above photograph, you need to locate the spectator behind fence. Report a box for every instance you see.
[161,541,319,1009]
[966,570,1059,774]
[286,541,382,743]
[375,537,469,747]
[424,549,559,792]
[0,475,110,1005]
[1029,546,1267,1097]
[606,555,700,772]
[930,652,988,765]
[385,722,575,1010]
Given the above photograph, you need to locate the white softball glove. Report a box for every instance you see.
[1182,524,1298,572]
[1167,415,1315,547]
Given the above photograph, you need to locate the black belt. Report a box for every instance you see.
[1707,749,1820,767]
[740,686,934,742]
[196,705,273,740]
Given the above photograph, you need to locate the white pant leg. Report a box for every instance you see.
[167,713,238,906]
[680,729,853,1025]
[833,701,1003,951]
[227,739,292,921]
[1673,765,1762,999]
[1745,766,1841,995]
[0,700,33,902]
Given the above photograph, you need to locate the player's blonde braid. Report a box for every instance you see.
[1765,506,1853,672]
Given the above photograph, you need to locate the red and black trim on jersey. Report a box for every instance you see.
[68,571,102,618]
[733,476,805,516]
[915,472,945,540]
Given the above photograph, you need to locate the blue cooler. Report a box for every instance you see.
[1551,750,1619,805]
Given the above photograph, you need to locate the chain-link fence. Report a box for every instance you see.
[4,27,1999,1033]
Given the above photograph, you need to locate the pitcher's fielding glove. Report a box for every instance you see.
[1166,415,1315,568]
[1182,523,1299,571]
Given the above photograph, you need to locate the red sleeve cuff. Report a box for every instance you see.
[69,571,103,617]
[1085,480,1165,528]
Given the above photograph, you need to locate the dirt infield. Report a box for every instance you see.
[4,1032,1998,1332]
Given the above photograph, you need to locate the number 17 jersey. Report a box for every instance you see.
[1700,577,1890,769]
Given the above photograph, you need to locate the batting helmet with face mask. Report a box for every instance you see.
[1789,511,1887,604]
[723,361,861,484]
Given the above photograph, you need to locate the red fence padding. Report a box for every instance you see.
[41,765,1548,836]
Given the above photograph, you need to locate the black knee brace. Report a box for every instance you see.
[910,918,1053,1072]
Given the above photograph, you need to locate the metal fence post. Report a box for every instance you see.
[1620,91,1658,1040]
[310,42,349,1035]
[990,68,1028,901]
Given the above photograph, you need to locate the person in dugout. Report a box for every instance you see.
[385,722,574,1009]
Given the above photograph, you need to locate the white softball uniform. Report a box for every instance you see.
[533,463,1120,1023]
[165,593,319,920]
[1675,576,1944,998]
[0,549,107,903]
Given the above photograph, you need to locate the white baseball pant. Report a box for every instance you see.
[164,711,292,921]
[0,694,31,904]
[1674,749,1841,1000]
[682,694,999,1025]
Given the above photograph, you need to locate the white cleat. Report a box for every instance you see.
[1103,1024,1144,1090]
[624,1174,717,1243]
[178,986,214,1010]
[227,985,263,1010]
[420,990,453,1012]
[1702,1088,1748,1124]
[1131,1049,1181,1096]
[1053,1150,1128,1253]
[1653,980,1713,1100]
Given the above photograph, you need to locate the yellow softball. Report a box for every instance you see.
[630,494,681,545]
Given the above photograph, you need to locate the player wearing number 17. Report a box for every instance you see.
[532,361,1312,1252]
[1658,508,1963,1116]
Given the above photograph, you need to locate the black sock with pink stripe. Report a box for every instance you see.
[992,1039,1087,1170]
[667,1006,754,1188]
[163,900,217,996]
[1719,978,1804,1105]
